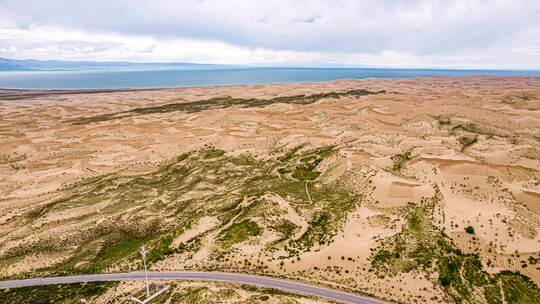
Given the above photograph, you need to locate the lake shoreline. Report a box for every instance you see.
[1,67,539,90]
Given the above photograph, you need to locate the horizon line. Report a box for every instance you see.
[1,56,540,71]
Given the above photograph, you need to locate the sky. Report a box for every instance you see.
[0,0,539,69]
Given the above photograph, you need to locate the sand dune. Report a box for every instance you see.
[1,76,540,303]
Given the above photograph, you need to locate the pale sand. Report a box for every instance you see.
[1,76,540,303]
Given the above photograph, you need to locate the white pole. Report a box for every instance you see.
[140,245,150,298]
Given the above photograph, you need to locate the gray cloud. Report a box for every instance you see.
[0,0,539,67]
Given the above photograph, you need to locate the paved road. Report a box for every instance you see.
[0,271,384,304]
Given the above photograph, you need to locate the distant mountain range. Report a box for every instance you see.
[0,57,237,71]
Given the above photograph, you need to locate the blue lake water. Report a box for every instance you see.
[0,67,539,89]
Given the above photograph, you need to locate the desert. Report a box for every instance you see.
[0,76,540,303]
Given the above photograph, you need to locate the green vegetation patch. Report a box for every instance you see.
[390,148,414,172]
[97,238,143,266]
[282,145,336,181]
[278,145,305,163]
[458,135,478,151]
[499,271,540,304]
[3,144,357,277]
[70,89,385,125]
[239,284,314,299]
[218,219,263,248]
[291,168,320,181]
[291,184,358,252]
[272,219,298,241]
[202,148,225,159]
[370,186,540,303]
[447,120,518,142]
[147,233,175,263]
[0,282,115,304]
[268,145,358,254]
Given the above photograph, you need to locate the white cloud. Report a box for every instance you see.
[0,0,539,68]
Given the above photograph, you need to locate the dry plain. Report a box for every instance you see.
[0,76,540,303]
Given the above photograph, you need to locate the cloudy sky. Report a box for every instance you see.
[0,0,539,68]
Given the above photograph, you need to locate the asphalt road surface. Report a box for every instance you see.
[0,271,385,304]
